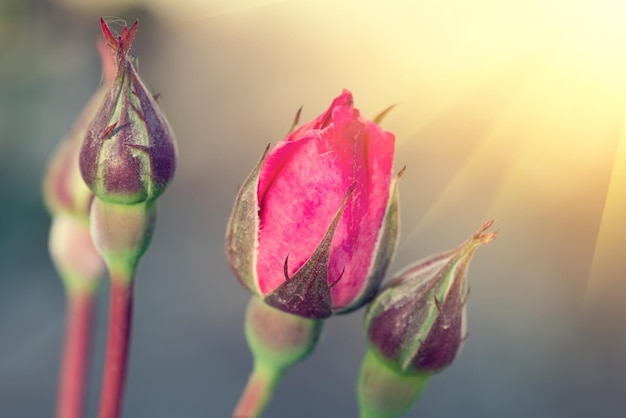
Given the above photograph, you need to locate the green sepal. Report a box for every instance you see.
[225,145,270,295]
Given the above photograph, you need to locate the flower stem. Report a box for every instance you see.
[56,290,95,418]
[98,277,134,418]
[232,361,282,418]
[232,297,324,418]
[358,349,429,418]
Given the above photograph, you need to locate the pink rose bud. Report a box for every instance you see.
[80,19,177,205]
[227,90,400,319]
[364,221,497,374]
[43,40,115,219]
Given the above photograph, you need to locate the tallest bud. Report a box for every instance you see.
[80,19,177,205]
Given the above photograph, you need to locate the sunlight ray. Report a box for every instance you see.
[584,111,626,311]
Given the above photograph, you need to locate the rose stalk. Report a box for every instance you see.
[227,90,401,417]
[43,40,115,418]
[79,19,177,418]
[357,221,497,418]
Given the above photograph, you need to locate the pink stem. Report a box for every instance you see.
[57,292,95,418]
[232,363,280,418]
[98,280,134,418]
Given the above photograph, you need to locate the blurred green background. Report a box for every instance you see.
[1,0,626,417]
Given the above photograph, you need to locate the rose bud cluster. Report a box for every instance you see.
[358,221,497,418]
[226,89,401,319]
[80,19,177,206]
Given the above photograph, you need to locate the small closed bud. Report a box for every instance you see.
[365,220,497,374]
[80,19,177,205]
[358,221,497,418]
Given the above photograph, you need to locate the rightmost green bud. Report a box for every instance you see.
[358,221,497,418]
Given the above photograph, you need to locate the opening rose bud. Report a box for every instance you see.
[80,19,177,205]
[227,89,400,319]
[357,221,497,418]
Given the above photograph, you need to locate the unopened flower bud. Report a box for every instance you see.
[366,220,497,373]
[80,19,177,205]
[358,221,497,418]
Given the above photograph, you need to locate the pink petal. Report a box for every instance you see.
[255,89,395,311]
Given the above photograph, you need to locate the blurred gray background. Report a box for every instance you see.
[2,0,626,417]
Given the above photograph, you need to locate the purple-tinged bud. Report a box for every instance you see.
[80,19,177,205]
[357,222,497,418]
[365,221,497,374]
[43,41,115,219]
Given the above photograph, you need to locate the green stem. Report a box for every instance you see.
[88,199,156,418]
[358,349,430,418]
[233,296,324,418]
[97,275,134,418]
[232,361,282,418]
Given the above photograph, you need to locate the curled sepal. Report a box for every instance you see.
[372,104,397,125]
[225,145,270,295]
[365,221,497,374]
[337,167,405,314]
[100,18,138,60]
[264,186,354,319]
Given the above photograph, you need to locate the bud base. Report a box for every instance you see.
[358,348,429,418]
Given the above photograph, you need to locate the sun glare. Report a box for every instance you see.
[382,0,626,309]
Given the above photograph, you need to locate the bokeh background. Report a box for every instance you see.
[2,0,626,417]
